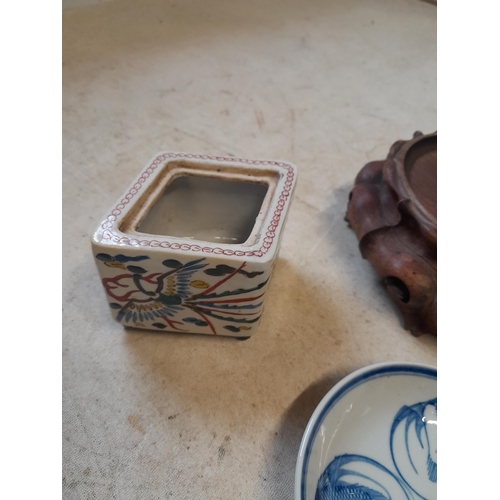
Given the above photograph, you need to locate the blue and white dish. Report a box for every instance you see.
[295,362,437,500]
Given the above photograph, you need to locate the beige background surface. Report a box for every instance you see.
[62,0,437,498]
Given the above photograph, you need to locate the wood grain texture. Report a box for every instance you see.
[346,132,437,336]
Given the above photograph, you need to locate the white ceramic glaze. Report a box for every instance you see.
[137,175,269,244]
[295,362,437,500]
[91,153,297,338]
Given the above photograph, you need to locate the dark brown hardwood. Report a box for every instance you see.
[346,131,437,336]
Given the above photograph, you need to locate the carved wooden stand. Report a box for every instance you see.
[346,132,437,336]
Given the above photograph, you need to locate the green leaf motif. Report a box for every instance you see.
[162,259,183,269]
[96,253,113,262]
[127,265,147,274]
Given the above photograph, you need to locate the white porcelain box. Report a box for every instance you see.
[91,153,297,338]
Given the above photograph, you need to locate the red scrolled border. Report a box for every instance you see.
[100,153,295,258]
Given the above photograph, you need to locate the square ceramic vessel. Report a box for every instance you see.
[91,152,297,338]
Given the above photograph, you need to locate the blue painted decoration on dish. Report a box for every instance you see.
[390,398,437,498]
[315,398,437,500]
[315,454,412,500]
[298,364,436,500]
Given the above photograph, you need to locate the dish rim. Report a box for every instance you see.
[294,361,437,500]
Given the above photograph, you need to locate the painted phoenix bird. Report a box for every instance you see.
[96,254,267,334]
